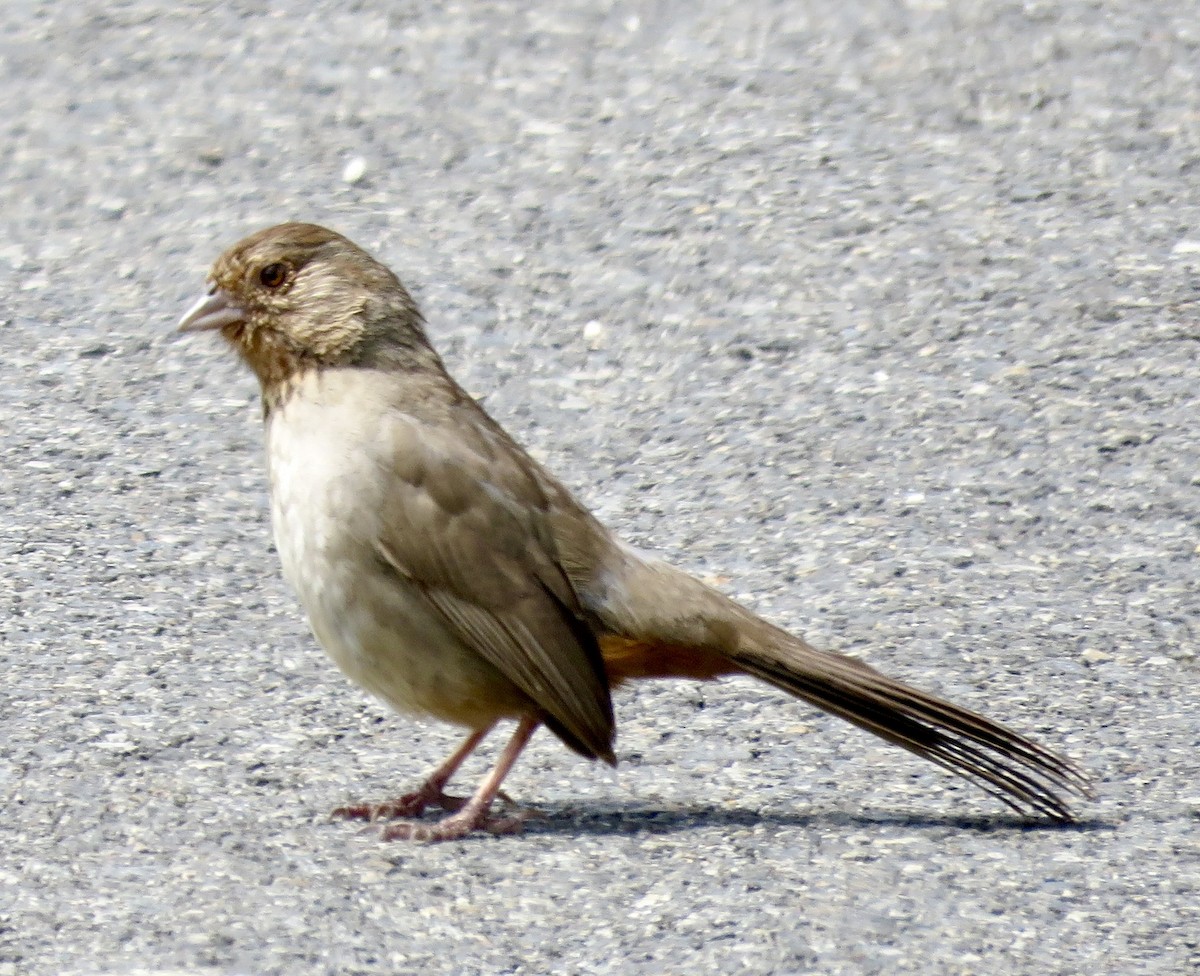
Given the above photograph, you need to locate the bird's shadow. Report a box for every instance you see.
[507,803,1114,838]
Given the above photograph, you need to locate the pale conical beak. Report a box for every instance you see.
[178,284,247,333]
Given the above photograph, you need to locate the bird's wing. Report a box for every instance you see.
[372,410,615,761]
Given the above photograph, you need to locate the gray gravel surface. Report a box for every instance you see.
[2,1,1197,974]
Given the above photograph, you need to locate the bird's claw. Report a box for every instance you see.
[331,788,468,822]
[379,807,534,842]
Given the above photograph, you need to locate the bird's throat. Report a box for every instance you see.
[226,325,316,416]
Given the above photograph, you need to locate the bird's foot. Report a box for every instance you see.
[332,788,520,822]
[332,787,461,821]
[379,804,536,842]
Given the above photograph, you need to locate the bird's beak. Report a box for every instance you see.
[178,284,247,333]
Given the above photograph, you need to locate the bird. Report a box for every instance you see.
[178,222,1092,841]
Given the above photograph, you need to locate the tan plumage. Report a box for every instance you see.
[180,222,1092,840]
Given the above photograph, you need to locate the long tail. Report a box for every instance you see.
[591,554,1094,821]
[731,636,1093,821]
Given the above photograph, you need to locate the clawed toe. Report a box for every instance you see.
[330,803,373,821]
[331,789,469,822]
[379,809,529,842]
[330,789,542,838]
[333,798,541,841]
[331,794,423,821]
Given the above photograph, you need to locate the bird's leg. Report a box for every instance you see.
[332,724,495,822]
[381,717,540,842]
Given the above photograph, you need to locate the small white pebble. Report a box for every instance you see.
[582,320,607,348]
[98,198,127,219]
[1079,649,1113,664]
[342,156,368,185]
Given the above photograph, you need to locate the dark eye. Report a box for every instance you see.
[258,263,288,289]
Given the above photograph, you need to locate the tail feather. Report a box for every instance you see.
[735,641,1093,821]
[587,552,1093,820]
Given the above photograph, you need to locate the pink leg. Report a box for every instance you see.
[381,717,540,842]
[332,724,495,822]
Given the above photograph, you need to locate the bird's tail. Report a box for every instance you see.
[593,555,1093,821]
[730,633,1093,821]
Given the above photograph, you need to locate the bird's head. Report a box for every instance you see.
[179,222,430,393]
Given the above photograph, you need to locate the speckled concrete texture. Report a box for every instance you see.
[1,2,1196,973]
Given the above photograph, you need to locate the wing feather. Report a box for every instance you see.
[373,411,614,760]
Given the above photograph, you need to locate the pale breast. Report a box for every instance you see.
[263,370,530,727]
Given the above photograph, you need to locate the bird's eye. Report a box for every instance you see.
[258,263,289,289]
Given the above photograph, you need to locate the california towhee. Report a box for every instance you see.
[179,223,1091,841]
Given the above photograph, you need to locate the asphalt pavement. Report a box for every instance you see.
[1,2,1196,974]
